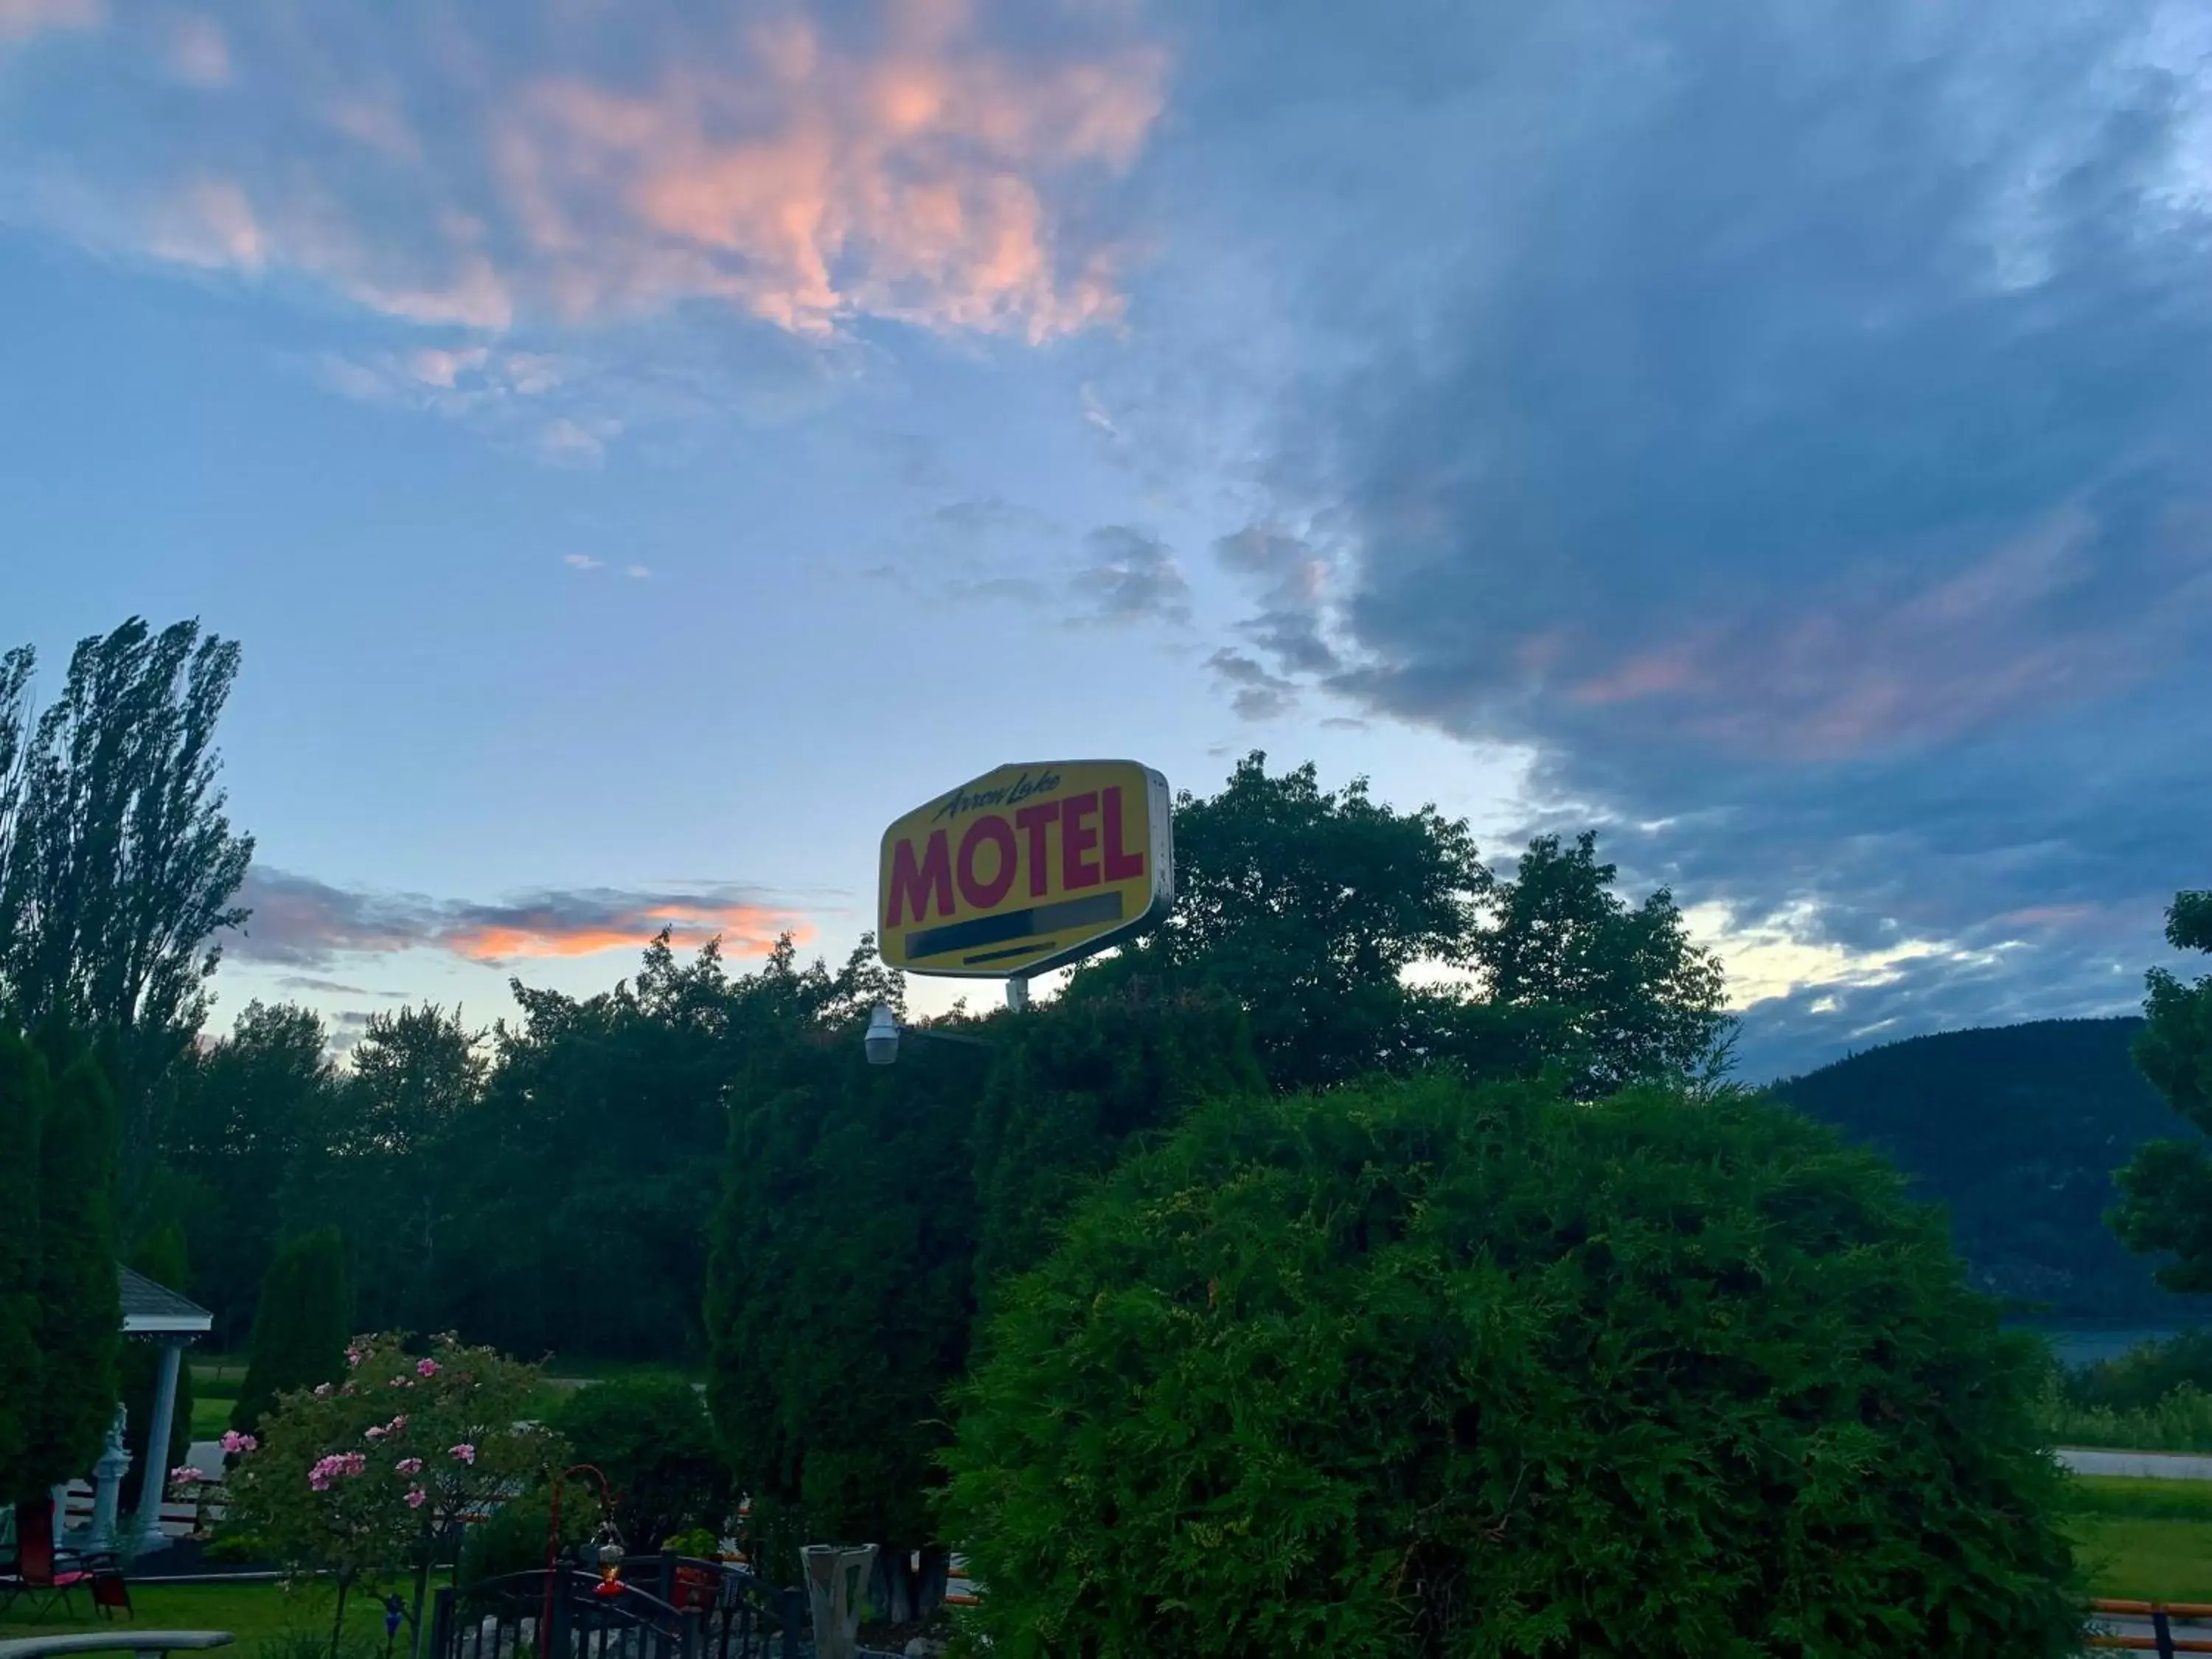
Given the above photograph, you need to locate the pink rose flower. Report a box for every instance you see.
[365,1426,386,1440]
[396,1457,424,1475]
[308,1451,369,1490]
[170,1465,207,1485]
[405,1486,428,1509]
[448,1443,476,1465]
[415,1358,439,1377]
[220,1430,257,1454]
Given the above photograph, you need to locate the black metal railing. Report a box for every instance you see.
[429,1564,807,1659]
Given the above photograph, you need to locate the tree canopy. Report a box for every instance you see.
[1074,754,1728,1095]
[0,620,253,1232]
[2110,891,2212,1287]
[166,1001,340,1346]
[706,979,974,1619]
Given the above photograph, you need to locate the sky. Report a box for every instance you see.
[4,0,2209,1081]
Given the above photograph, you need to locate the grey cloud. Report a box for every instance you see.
[1214,526,1326,608]
[276,975,406,1000]
[1072,526,1191,625]
[1208,647,1297,721]
[860,557,1051,608]
[1174,0,2212,1072]
[933,496,1060,540]
[1240,608,1338,675]
[954,575,1055,605]
[327,1009,377,1056]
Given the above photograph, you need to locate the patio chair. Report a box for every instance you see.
[0,1499,115,1623]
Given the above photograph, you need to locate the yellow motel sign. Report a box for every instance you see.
[878,760,1173,977]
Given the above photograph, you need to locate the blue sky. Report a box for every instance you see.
[4,0,2208,1079]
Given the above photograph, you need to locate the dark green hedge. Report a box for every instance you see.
[943,1073,2083,1658]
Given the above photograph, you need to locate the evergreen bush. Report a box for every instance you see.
[942,1073,2084,1658]
[233,1227,352,1433]
[3,1044,122,1503]
[0,1032,47,1490]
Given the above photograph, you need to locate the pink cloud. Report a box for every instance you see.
[163,14,228,87]
[1568,646,1702,706]
[490,21,1166,341]
[46,1,1166,349]
[0,0,101,44]
[152,178,265,271]
[232,868,813,970]
[1544,503,2209,761]
[147,173,515,327]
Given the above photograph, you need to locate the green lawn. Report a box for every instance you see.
[2077,1517,2212,1602]
[2071,1476,2212,1602]
[190,1355,243,1439]
[0,1581,399,1658]
[192,1356,249,1391]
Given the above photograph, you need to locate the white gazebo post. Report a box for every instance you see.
[116,1265,215,1555]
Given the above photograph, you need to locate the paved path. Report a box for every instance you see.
[2059,1447,2212,1480]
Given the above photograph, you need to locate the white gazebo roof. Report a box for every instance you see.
[119,1265,212,1336]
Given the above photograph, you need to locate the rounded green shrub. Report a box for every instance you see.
[549,1371,728,1551]
[941,1074,2082,1658]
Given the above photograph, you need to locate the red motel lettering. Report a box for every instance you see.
[888,830,954,925]
[957,815,1018,910]
[1014,801,1059,897]
[1061,792,1101,888]
[1102,786,1144,882]
[887,783,1149,926]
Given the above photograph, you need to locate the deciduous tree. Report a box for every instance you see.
[1469,830,1731,1093]
[1084,754,1483,1088]
[0,619,253,1228]
[165,1001,338,1346]
[2111,891,2212,1285]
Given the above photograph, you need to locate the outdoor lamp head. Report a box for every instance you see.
[864,1004,900,1066]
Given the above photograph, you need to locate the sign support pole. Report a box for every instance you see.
[1006,975,1029,1012]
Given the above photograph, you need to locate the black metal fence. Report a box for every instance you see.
[429,1559,808,1659]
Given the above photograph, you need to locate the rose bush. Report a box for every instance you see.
[212,1331,560,1659]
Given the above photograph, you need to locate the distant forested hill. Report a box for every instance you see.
[1770,1018,2212,1324]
